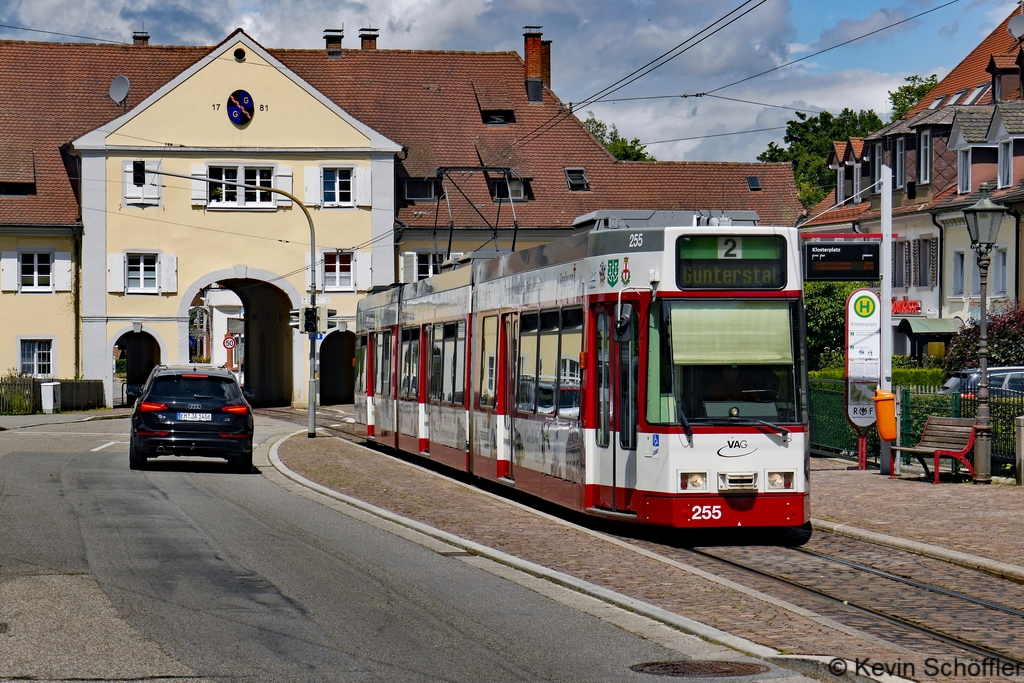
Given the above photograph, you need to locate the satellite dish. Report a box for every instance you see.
[109,75,130,105]
[1009,15,1024,41]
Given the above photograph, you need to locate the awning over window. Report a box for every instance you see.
[896,318,962,336]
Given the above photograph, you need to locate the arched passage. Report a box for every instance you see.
[114,330,161,402]
[320,330,355,405]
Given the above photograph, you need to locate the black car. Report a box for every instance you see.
[130,365,254,471]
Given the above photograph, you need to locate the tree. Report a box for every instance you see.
[888,74,938,122]
[945,303,1024,372]
[804,280,867,370]
[582,111,656,161]
[757,108,883,208]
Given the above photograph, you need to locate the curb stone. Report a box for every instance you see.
[268,431,911,683]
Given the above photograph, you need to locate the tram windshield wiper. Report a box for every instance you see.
[675,399,694,445]
[727,416,790,440]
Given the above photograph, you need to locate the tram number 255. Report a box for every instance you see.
[690,505,722,521]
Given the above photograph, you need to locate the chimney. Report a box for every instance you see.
[324,28,343,58]
[541,39,551,90]
[523,26,543,103]
[360,27,379,50]
[132,31,149,47]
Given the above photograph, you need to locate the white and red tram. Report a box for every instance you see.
[355,210,809,529]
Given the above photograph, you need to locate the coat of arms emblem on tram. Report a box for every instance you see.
[606,259,620,287]
[621,257,631,285]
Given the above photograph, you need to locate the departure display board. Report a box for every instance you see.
[676,235,786,290]
[803,242,880,281]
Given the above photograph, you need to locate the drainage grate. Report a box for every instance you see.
[630,661,772,677]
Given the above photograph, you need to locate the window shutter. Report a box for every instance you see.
[191,165,207,206]
[912,240,921,287]
[355,251,372,290]
[160,253,177,293]
[275,167,293,206]
[54,252,72,291]
[107,253,125,293]
[143,162,161,204]
[355,167,372,206]
[904,242,911,289]
[0,251,16,292]
[402,252,416,284]
[304,167,321,206]
[123,163,144,202]
[930,239,939,289]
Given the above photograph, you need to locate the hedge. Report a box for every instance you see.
[808,368,944,386]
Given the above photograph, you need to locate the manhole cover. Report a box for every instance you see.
[631,660,772,677]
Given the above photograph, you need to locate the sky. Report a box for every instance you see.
[1,0,1020,162]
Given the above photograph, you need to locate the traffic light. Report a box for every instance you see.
[302,305,317,333]
[288,308,301,329]
[315,306,336,333]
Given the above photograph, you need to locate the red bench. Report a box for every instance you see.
[890,417,976,484]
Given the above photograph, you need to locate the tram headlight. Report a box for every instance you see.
[767,471,794,490]
[680,472,707,491]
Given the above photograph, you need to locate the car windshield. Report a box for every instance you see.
[646,300,803,425]
[148,375,241,401]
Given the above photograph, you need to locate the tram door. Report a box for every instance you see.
[591,303,639,512]
[499,313,519,480]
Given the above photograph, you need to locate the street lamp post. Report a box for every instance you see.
[962,182,1007,484]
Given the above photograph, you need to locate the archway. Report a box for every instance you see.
[320,330,355,405]
[114,330,161,403]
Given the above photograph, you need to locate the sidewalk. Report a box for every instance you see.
[0,408,132,430]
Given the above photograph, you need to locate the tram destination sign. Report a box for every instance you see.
[676,235,786,290]
[803,241,880,281]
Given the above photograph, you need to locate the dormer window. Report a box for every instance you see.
[928,96,946,109]
[965,83,990,105]
[405,179,437,201]
[481,110,515,125]
[895,138,905,189]
[945,90,967,106]
[492,178,525,201]
[746,176,761,191]
[565,168,589,191]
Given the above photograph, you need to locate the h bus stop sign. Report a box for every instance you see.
[846,289,881,430]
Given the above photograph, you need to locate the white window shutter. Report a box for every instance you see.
[355,251,372,290]
[191,165,207,206]
[402,252,416,284]
[1,251,16,292]
[355,167,372,206]
[143,162,161,204]
[304,167,321,206]
[54,252,72,291]
[275,167,293,206]
[123,162,143,202]
[107,253,125,293]
[160,253,177,293]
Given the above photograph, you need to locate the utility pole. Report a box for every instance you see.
[142,168,320,438]
[880,165,893,475]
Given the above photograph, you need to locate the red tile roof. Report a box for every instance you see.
[1,34,802,230]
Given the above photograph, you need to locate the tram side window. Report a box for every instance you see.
[596,313,610,447]
[375,331,392,396]
[399,328,419,399]
[537,311,560,415]
[517,312,539,413]
[355,335,367,393]
[453,321,466,405]
[479,316,497,408]
[442,323,457,403]
[558,309,583,420]
[619,309,639,450]
[430,324,443,401]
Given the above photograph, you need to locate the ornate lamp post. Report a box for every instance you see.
[962,182,1007,484]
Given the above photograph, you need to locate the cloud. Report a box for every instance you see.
[809,7,916,50]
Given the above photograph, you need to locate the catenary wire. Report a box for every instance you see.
[0,23,130,44]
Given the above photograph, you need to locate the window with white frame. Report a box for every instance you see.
[19,252,51,292]
[872,143,883,192]
[995,247,1008,295]
[893,241,907,288]
[123,161,160,206]
[959,148,971,194]
[324,251,354,290]
[952,250,965,296]
[405,179,435,201]
[896,138,905,189]
[965,83,989,105]
[493,178,524,201]
[20,339,52,377]
[126,253,158,293]
[916,238,936,288]
[322,168,353,206]
[418,252,443,280]
[836,166,845,203]
[852,162,861,203]
[1000,141,1013,188]
[208,165,273,207]
[919,130,932,184]
[971,254,981,296]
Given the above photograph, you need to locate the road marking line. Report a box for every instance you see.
[90,441,121,451]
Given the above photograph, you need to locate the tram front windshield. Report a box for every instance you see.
[647,300,801,426]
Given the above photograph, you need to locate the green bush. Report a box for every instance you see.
[809,369,844,380]
[892,368,944,387]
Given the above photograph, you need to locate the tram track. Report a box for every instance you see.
[260,408,1024,672]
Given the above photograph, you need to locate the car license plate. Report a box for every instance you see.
[178,412,212,422]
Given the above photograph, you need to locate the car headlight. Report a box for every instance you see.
[681,472,707,490]
[767,471,794,490]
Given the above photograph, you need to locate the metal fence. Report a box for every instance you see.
[0,379,34,414]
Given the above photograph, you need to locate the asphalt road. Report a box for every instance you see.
[0,416,752,683]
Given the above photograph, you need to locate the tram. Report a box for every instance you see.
[355,210,809,529]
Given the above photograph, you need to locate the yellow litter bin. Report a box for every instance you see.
[873,390,897,442]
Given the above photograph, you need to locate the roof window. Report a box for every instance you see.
[928,96,946,109]
[481,110,515,125]
[965,83,990,105]
[746,176,761,191]
[945,89,967,106]
[565,168,589,191]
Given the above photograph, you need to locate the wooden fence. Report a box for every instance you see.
[0,379,105,414]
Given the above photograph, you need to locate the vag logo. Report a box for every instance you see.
[717,439,757,458]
